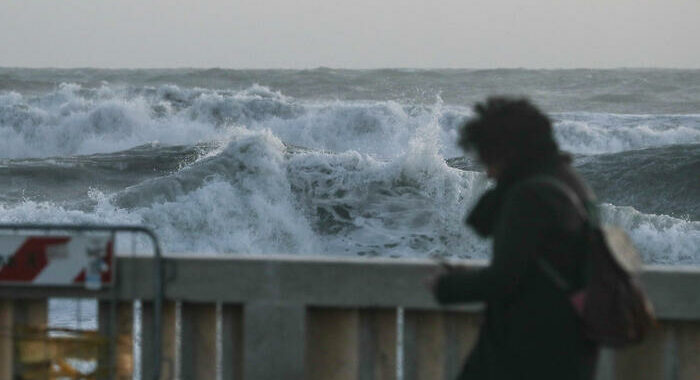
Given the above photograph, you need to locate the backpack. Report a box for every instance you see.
[530,177,656,348]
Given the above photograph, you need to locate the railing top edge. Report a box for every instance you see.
[117,254,700,273]
[642,264,700,273]
[122,253,489,266]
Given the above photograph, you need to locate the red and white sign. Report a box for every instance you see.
[0,235,114,288]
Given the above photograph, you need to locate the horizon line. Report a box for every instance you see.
[2,65,700,71]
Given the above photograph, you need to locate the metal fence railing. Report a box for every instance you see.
[0,224,163,380]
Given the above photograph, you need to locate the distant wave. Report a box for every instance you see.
[575,144,700,220]
[0,84,224,158]
[3,67,700,113]
[1,84,699,161]
[552,113,700,154]
[0,78,698,264]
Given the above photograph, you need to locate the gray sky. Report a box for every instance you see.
[1,0,699,69]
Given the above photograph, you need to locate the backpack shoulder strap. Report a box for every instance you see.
[524,175,589,222]
[523,175,591,293]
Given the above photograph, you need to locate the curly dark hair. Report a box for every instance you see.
[459,97,558,166]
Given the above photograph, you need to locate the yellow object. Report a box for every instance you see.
[14,325,111,379]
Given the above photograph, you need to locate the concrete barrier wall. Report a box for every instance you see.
[1,255,699,380]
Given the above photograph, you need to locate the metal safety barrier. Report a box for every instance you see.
[0,224,163,380]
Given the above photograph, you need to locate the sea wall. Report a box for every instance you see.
[1,255,699,379]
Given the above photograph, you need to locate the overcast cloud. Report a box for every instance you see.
[1,0,699,68]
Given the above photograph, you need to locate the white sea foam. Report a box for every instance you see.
[553,113,700,155]
[0,84,225,159]
[133,129,320,254]
[0,126,491,258]
[0,84,698,263]
[3,84,698,161]
[3,153,696,263]
[0,130,318,255]
[600,204,700,265]
[287,109,491,258]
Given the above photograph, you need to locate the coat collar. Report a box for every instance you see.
[466,152,569,237]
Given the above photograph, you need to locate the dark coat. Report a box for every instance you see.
[434,155,599,380]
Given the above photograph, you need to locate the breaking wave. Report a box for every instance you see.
[1,84,699,161]
[0,81,697,264]
[0,127,696,263]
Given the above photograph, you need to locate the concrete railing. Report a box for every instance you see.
[1,255,699,380]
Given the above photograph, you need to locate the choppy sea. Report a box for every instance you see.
[0,67,698,265]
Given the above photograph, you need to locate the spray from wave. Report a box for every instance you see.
[2,83,699,160]
[0,82,698,264]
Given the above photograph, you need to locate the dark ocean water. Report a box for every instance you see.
[0,68,698,264]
